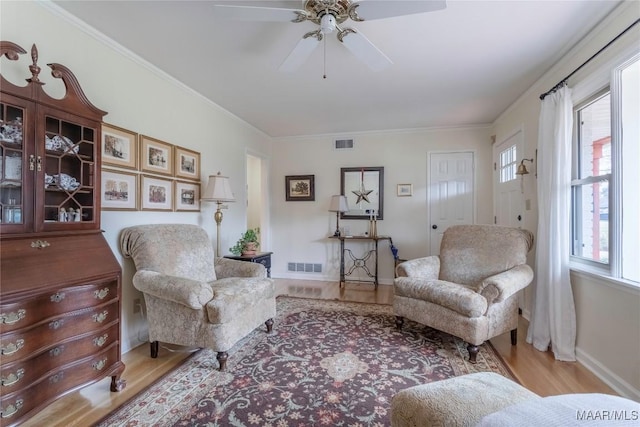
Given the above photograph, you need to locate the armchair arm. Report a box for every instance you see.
[478,264,534,305]
[132,270,214,309]
[396,256,440,280]
[215,257,266,279]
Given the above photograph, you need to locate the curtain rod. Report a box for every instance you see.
[539,18,639,100]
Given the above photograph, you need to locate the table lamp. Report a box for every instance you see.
[201,172,236,255]
[328,195,349,236]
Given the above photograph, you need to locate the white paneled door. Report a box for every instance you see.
[494,130,524,228]
[428,152,475,255]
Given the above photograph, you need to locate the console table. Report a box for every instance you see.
[224,252,273,277]
[330,236,393,289]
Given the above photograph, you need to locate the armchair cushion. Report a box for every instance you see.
[120,223,217,282]
[395,277,488,318]
[206,277,275,324]
[438,225,534,287]
[133,270,213,309]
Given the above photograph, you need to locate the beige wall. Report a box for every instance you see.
[1,1,273,353]
[270,127,494,282]
[491,1,640,400]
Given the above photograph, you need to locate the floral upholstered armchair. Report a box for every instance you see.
[120,224,276,370]
[394,224,534,363]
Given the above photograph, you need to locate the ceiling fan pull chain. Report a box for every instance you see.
[323,36,327,79]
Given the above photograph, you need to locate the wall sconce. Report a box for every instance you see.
[328,195,349,236]
[515,158,534,176]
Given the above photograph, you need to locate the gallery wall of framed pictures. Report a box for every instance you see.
[101,123,201,212]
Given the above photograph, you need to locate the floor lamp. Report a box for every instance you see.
[201,172,236,256]
[329,195,349,236]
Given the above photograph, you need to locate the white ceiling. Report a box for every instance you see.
[52,0,621,138]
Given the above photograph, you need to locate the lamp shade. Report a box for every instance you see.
[328,195,349,212]
[201,172,236,202]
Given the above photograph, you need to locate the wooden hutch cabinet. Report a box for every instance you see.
[0,42,125,425]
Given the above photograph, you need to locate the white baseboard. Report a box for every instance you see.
[575,347,640,401]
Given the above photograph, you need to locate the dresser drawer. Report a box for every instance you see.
[0,322,119,394]
[0,343,121,426]
[0,280,118,334]
[0,301,119,364]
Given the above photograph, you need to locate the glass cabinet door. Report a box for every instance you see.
[0,100,26,230]
[42,112,97,228]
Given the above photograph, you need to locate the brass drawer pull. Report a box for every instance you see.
[92,310,108,323]
[30,240,50,249]
[92,358,107,371]
[49,346,65,357]
[94,288,109,300]
[0,309,26,325]
[1,369,25,387]
[49,319,64,330]
[93,334,108,347]
[0,398,23,419]
[1,339,25,356]
[49,372,64,384]
[50,292,66,302]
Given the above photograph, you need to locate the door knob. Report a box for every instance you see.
[432,225,438,229]
[517,215,522,221]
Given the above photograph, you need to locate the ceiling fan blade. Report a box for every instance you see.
[214,5,305,22]
[339,30,392,72]
[351,0,447,21]
[279,34,321,72]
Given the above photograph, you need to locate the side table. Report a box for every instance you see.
[329,236,393,289]
[224,251,273,277]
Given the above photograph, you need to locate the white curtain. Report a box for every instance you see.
[526,84,577,361]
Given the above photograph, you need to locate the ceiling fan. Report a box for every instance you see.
[214,0,447,73]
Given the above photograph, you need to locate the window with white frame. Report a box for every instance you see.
[571,56,639,284]
[499,145,517,183]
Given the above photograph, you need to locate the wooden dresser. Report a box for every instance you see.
[0,42,125,426]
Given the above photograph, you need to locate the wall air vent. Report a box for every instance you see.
[334,138,354,150]
[287,262,323,273]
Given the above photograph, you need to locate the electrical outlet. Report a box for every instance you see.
[133,298,141,314]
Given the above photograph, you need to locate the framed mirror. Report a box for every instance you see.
[340,167,384,220]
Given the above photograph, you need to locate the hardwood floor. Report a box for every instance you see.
[21,279,615,427]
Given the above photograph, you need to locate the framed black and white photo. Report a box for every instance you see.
[140,174,173,211]
[140,135,173,176]
[101,169,138,211]
[174,180,200,211]
[285,175,315,201]
[397,183,413,197]
[174,146,200,180]
[102,123,137,169]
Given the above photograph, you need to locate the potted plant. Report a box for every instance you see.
[229,227,260,256]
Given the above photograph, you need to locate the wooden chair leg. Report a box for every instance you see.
[150,341,159,358]
[265,318,274,333]
[217,351,228,371]
[511,328,518,345]
[467,343,479,364]
[395,316,404,330]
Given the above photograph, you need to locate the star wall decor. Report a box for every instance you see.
[352,185,373,204]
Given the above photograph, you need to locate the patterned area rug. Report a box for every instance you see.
[97,297,514,426]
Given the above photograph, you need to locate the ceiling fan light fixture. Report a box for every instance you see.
[320,13,336,34]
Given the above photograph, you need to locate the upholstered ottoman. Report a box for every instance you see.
[390,372,539,427]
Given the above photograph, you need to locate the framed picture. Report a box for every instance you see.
[101,169,138,211]
[341,166,384,220]
[397,183,413,197]
[140,135,173,176]
[285,174,315,201]
[174,180,201,211]
[174,146,200,180]
[140,174,173,211]
[102,123,137,169]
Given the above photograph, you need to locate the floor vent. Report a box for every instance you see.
[288,262,322,273]
[334,138,354,150]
